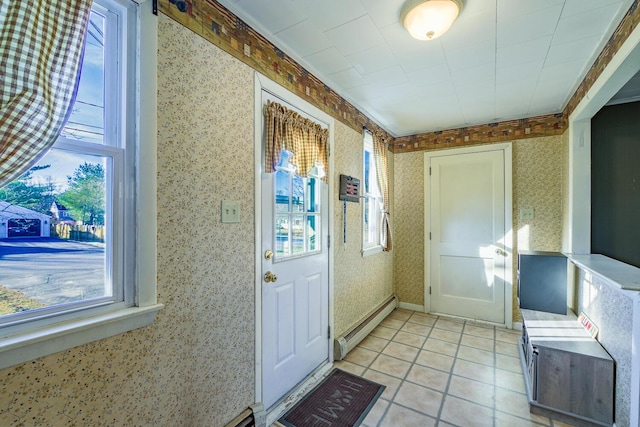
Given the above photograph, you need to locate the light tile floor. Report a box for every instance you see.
[330,309,577,427]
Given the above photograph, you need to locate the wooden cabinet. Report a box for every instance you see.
[519,309,614,427]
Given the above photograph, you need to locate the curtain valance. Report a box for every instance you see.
[264,100,328,182]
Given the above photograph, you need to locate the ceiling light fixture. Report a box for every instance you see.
[401,0,463,40]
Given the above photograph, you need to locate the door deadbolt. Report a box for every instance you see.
[264,249,274,260]
[264,271,278,283]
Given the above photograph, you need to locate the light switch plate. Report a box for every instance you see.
[519,208,534,221]
[221,200,240,223]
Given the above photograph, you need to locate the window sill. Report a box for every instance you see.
[362,245,383,257]
[0,304,163,370]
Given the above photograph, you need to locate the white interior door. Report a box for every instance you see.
[428,148,508,324]
[260,102,329,409]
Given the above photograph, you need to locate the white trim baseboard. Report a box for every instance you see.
[398,302,425,312]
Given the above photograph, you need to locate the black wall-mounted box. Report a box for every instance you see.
[518,250,567,315]
[339,174,360,202]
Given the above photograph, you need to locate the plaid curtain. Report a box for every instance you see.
[0,0,93,188]
[373,131,392,251]
[263,100,328,182]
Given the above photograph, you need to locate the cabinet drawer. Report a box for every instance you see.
[536,346,614,424]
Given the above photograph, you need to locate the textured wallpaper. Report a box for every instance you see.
[392,152,425,306]
[0,14,257,427]
[155,14,257,425]
[561,130,571,253]
[392,136,565,323]
[332,122,394,337]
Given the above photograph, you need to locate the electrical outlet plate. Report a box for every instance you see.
[221,200,240,223]
[519,208,534,221]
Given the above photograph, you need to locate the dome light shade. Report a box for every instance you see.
[401,0,462,40]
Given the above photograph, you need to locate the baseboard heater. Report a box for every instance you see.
[225,403,266,427]
[334,295,398,360]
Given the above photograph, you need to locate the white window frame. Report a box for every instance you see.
[362,130,383,256]
[0,0,162,370]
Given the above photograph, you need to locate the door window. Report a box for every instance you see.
[274,169,321,260]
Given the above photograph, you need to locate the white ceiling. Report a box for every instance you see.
[217,0,634,137]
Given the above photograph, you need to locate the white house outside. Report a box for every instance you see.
[0,201,51,239]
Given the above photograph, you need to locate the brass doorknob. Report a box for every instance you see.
[264,271,278,283]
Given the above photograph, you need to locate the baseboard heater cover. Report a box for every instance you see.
[334,295,398,360]
[225,403,266,427]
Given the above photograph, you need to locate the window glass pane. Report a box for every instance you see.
[275,171,290,213]
[275,214,289,257]
[291,214,304,254]
[292,174,304,213]
[307,215,319,251]
[306,178,319,213]
[61,11,105,144]
[0,149,109,319]
[364,150,371,193]
[274,174,321,260]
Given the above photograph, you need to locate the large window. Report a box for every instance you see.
[362,130,382,255]
[0,0,160,368]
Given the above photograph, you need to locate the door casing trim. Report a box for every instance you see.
[253,72,335,405]
[424,143,513,328]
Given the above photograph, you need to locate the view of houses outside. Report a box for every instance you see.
[0,10,108,317]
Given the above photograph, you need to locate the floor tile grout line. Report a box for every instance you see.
[368,313,440,426]
[433,318,466,426]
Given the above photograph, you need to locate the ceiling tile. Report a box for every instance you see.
[364,65,408,86]
[327,67,368,90]
[497,4,563,48]
[552,6,620,45]
[233,0,307,34]
[561,0,625,17]
[348,83,385,103]
[497,0,565,20]
[440,10,497,51]
[346,44,399,76]
[407,64,452,85]
[445,40,496,72]
[304,47,351,75]
[297,0,367,32]
[496,36,552,68]
[323,15,386,56]
[381,26,447,73]
[451,62,496,85]
[274,19,333,57]
[362,0,404,29]
[496,60,544,85]
[545,35,603,67]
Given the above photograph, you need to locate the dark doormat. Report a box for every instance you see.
[279,368,385,427]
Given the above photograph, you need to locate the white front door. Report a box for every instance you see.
[426,146,510,324]
[260,116,330,409]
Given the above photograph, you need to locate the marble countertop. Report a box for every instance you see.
[569,254,640,291]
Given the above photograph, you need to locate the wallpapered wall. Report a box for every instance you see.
[332,122,394,337]
[393,152,425,306]
[392,135,565,323]
[0,14,394,426]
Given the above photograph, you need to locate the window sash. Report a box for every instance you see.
[363,131,382,251]
[0,0,134,332]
